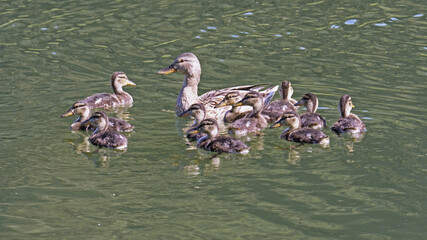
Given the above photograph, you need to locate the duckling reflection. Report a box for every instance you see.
[271,112,329,147]
[61,102,134,131]
[331,95,366,137]
[294,93,326,129]
[76,72,136,109]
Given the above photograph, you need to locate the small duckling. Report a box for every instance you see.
[228,91,268,136]
[331,95,366,135]
[61,102,134,131]
[294,92,326,129]
[215,92,251,123]
[84,112,128,149]
[178,103,207,141]
[78,72,136,109]
[190,118,249,154]
[271,112,329,146]
[262,80,297,123]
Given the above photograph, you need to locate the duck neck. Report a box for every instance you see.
[75,107,91,123]
[306,98,318,113]
[248,100,263,118]
[177,74,199,114]
[94,117,108,134]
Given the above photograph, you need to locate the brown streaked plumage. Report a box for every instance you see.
[84,112,128,149]
[331,95,366,135]
[228,91,268,136]
[262,80,297,123]
[77,72,136,109]
[294,92,326,129]
[271,112,329,146]
[61,102,134,131]
[190,118,249,153]
[157,52,278,120]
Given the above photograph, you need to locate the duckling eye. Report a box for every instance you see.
[179,59,185,63]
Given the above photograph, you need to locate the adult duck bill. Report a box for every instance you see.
[157,65,177,75]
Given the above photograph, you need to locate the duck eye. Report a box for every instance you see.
[179,59,185,63]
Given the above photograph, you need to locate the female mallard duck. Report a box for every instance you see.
[61,102,134,131]
[331,95,366,135]
[83,112,128,149]
[157,52,277,119]
[214,92,251,123]
[178,103,207,141]
[190,118,249,154]
[77,72,136,109]
[294,92,326,129]
[271,112,329,146]
[262,80,297,123]
[227,91,268,136]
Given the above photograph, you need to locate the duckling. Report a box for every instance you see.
[157,52,278,119]
[228,91,268,136]
[262,80,297,123]
[214,92,251,123]
[294,92,326,129]
[83,112,128,149]
[331,95,366,135]
[178,103,207,141]
[271,112,329,146]
[61,102,134,131]
[190,118,249,154]
[77,72,136,109]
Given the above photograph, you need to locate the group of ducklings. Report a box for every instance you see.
[61,72,136,150]
[61,52,366,153]
[157,53,366,154]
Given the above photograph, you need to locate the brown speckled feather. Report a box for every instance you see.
[281,128,328,144]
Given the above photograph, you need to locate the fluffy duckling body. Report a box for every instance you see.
[84,112,128,149]
[215,92,251,123]
[294,93,326,129]
[228,91,268,136]
[178,103,207,141]
[191,119,249,154]
[78,72,136,109]
[157,52,277,120]
[61,102,134,131]
[262,80,297,123]
[271,112,329,146]
[331,95,366,135]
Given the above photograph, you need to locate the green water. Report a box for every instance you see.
[1,0,426,239]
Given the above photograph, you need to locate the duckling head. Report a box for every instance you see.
[215,92,241,108]
[86,111,109,133]
[61,102,90,118]
[270,112,301,129]
[279,81,294,100]
[339,94,354,118]
[191,118,219,138]
[178,103,206,121]
[111,72,136,94]
[234,91,262,108]
[294,92,318,113]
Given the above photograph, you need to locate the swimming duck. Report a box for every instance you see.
[214,92,251,123]
[178,103,207,141]
[294,92,326,129]
[61,102,134,131]
[262,80,297,123]
[83,112,128,149]
[228,91,268,136]
[190,118,249,154]
[157,52,277,119]
[271,112,329,146]
[331,95,366,135]
[77,72,136,109]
